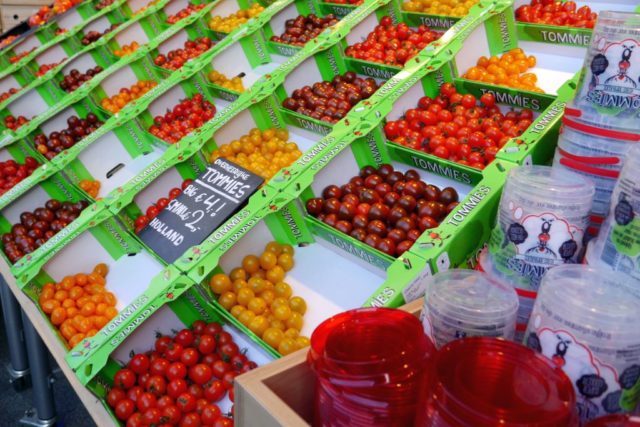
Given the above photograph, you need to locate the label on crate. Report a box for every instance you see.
[401,12,459,30]
[516,24,591,47]
[346,58,399,80]
[139,158,263,263]
[269,42,301,57]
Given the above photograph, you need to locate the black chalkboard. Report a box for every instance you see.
[139,158,264,263]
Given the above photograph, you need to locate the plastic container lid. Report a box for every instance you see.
[585,415,640,427]
[537,265,640,340]
[425,270,518,324]
[418,337,578,427]
[308,307,435,384]
[505,166,595,206]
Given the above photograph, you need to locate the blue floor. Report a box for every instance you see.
[0,307,97,427]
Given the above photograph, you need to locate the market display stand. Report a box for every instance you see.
[234,299,423,427]
[0,257,114,427]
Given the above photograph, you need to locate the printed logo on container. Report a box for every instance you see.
[497,204,580,288]
[527,325,640,422]
[585,39,640,113]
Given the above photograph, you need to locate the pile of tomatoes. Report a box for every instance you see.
[4,115,29,131]
[384,83,534,169]
[462,49,542,92]
[0,157,40,196]
[166,3,206,24]
[306,165,459,256]
[107,321,255,426]
[10,48,36,64]
[134,178,192,233]
[39,263,117,348]
[210,241,310,355]
[36,59,67,77]
[345,16,440,67]
[515,0,597,28]
[148,94,216,144]
[0,88,19,102]
[153,37,213,71]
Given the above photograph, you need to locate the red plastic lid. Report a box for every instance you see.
[586,415,640,427]
[421,337,577,427]
[308,307,435,384]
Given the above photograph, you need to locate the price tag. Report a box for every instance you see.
[139,158,263,263]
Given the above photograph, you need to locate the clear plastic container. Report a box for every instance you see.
[524,265,640,424]
[572,11,640,132]
[415,337,578,427]
[586,144,640,284]
[488,166,595,291]
[478,249,537,342]
[422,270,518,348]
[552,150,617,224]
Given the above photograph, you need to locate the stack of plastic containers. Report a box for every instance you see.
[525,265,640,424]
[307,308,436,427]
[586,144,640,284]
[414,337,578,427]
[479,166,594,338]
[553,11,640,237]
[421,270,518,348]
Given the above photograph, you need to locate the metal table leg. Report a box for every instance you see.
[0,274,30,391]
[19,311,56,427]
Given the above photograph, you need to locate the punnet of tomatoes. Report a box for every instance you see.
[0,156,40,196]
[270,14,339,47]
[35,59,67,77]
[107,321,256,426]
[344,16,440,67]
[209,241,311,356]
[383,83,534,170]
[515,0,597,28]
[281,71,379,124]
[153,37,214,71]
[166,3,206,24]
[4,115,29,131]
[306,164,459,257]
[134,178,192,233]
[147,94,216,144]
[9,48,36,64]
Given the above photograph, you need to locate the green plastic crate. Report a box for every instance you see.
[0,173,95,270]
[0,84,68,134]
[146,25,216,78]
[20,38,80,81]
[102,14,163,58]
[0,141,54,210]
[49,45,116,99]
[74,288,274,395]
[196,31,271,102]
[18,218,166,358]
[60,118,169,205]
[86,55,161,117]
[261,0,324,57]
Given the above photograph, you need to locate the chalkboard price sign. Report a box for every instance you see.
[139,158,264,263]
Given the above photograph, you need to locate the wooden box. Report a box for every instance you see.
[235,299,424,427]
[1,4,41,30]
